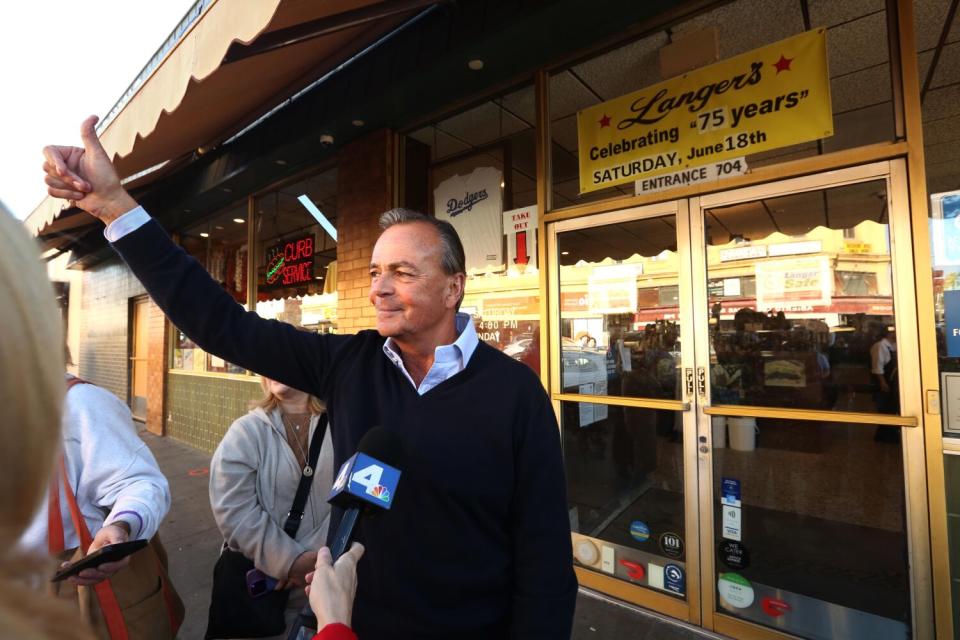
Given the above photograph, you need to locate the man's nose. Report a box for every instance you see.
[371,274,393,297]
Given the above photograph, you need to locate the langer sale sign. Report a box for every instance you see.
[577,29,832,194]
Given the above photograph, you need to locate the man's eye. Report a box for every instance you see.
[369,271,380,278]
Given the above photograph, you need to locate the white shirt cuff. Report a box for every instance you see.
[103,205,151,243]
[104,510,144,538]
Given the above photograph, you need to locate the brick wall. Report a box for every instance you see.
[336,129,394,332]
[79,259,147,402]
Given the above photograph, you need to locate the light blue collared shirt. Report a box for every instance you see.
[382,313,478,395]
[105,206,480,394]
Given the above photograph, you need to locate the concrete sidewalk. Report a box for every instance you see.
[144,431,718,639]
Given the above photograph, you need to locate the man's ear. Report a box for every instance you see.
[447,273,466,309]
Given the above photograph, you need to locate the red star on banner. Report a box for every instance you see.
[598,114,611,127]
[772,54,793,73]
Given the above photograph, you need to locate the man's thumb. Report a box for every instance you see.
[79,115,107,156]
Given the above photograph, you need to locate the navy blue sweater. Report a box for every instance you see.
[112,221,577,639]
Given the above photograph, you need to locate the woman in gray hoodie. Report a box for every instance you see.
[209,377,334,639]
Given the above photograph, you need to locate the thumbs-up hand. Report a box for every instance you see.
[42,115,137,224]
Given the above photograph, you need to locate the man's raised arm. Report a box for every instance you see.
[43,116,342,395]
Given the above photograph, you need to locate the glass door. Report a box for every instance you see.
[549,200,703,623]
[549,161,931,639]
[689,161,926,640]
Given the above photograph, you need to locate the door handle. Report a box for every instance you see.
[685,368,695,398]
[697,366,707,400]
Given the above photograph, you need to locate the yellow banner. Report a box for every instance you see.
[577,29,832,193]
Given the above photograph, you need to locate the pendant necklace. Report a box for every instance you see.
[281,413,313,477]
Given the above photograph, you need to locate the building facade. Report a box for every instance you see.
[28,1,960,637]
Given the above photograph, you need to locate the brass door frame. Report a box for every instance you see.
[547,159,933,638]
[549,199,704,624]
[689,159,932,638]
[895,0,953,636]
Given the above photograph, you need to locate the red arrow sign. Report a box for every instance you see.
[515,231,529,265]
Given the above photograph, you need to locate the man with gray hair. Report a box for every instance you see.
[42,117,577,640]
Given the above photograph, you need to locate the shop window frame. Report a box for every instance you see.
[166,160,340,378]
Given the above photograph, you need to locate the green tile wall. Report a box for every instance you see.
[167,374,262,453]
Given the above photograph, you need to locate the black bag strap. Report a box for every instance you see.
[283,413,328,538]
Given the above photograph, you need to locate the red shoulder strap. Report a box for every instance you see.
[48,466,65,554]
[56,409,130,640]
[48,378,87,553]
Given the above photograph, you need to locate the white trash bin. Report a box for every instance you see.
[711,416,727,448]
[727,417,757,451]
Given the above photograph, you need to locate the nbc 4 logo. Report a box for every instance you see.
[367,484,391,502]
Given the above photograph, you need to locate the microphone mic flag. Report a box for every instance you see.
[287,427,403,640]
[328,426,403,559]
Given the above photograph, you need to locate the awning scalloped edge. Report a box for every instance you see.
[25,0,283,236]
[98,0,284,162]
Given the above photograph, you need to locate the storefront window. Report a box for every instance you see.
[916,0,960,623]
[171,201,249,375]
[557,214,682,400]
[705,180,896,413]
[566,403,687,597]
[254,168,338,333]
[550,0,896,209]
[405,83,541,372]
[918,0,960,435]
[711,416,909,636]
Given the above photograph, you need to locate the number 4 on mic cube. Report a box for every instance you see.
[329,452,402,510]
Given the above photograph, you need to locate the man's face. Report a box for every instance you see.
[368,222,463,343]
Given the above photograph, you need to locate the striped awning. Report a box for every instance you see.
[26,0,432,237]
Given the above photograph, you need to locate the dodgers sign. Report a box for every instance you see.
[329,452,401,510]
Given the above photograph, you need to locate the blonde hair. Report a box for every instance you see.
[256,377,325,415]
[0,202,92,638]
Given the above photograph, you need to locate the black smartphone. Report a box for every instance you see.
[51,539,149,582]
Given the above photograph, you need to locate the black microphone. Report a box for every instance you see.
[287,427,404,640]
[328,426,404,559]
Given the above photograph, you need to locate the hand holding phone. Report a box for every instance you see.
[52,539,149,582]
[246,568,279,598]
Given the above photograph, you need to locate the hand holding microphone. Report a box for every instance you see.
[288,427,403,640]
[305,543,365,630]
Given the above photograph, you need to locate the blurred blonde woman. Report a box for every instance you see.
[208,377,333,639]
[0,201,92,639]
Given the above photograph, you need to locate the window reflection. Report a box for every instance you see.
[565,403,686,596]
[557,214,682,400]
[254,169,338,333]
[705,180,898,416]
[406,83,542,373]
[172,201,248,375]
[712,417,909,635]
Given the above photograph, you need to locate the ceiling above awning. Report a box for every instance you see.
[27,0,433,237]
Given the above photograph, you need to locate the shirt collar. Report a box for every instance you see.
[382,312,479,368]
[452,312,479,365]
